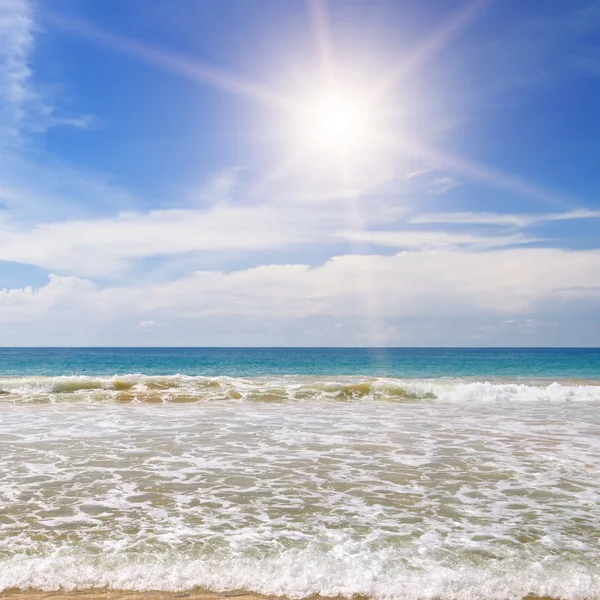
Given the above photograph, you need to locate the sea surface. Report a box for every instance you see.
[0,347,599,600]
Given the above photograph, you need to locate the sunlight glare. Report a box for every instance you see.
[307,94,365,149]
[294,87,377,163]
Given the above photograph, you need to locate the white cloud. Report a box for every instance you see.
[428,175,460,195]
[0,273,97,320]
[0,0,92,139]
[0,145,147,222]
[411,209,600,227]
[137,319,164,331]
[0,193,404,276]
[337,229,543,250]
[0,0,34,136]
[1,248,599,345]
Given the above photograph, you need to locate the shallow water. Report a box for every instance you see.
[0,372,599,600]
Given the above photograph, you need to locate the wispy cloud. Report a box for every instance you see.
[0,193,402,277]
[0,0,35,137]
[428,175,460,195]
[337,229,543,250]
[411,209,600,227]
[137,319,164,331]
[0,151,140,221]
[392,138,573,208]
[0,0,92,140]
[1,174,595,278]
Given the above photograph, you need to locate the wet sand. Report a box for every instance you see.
[0,592,268,600]
[0,591,560,600]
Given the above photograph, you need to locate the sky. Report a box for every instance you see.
[0,0,599,346]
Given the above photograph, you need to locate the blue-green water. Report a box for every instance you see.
[0,346,599,378]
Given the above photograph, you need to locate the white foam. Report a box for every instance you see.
[1,551,599,599]
[0,374,599,403]
[1,378,599,598]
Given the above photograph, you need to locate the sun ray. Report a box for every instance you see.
[307,0,336,85]
[336,165,388,350]
[381,134,573,209]
[45,11,298,113]
[45,4,569,215]
[372,0,490,101]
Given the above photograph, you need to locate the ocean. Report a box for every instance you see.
[0,347,599,600]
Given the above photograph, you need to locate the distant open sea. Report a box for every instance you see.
[1,347,599,600]
[0,346,599,378]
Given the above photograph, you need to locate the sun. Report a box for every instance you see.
[292,86,378,163]
[304,92,369,152]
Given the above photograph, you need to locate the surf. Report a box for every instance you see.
[0,374,599,403]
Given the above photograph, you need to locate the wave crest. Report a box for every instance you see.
[0,375,598,404]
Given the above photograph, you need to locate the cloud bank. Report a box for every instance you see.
[2,248,600,346]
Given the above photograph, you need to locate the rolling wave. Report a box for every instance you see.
[0,374,599,403]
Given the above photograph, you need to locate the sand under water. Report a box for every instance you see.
[1,373,599,600]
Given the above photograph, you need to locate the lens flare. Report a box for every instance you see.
[306,94,367,149]
[293,87,378,163]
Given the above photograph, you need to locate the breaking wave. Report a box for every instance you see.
[1,552,599,600]
[0,374,599,403]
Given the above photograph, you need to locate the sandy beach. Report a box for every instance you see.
[0,592,271,600]
[0,592,560,600]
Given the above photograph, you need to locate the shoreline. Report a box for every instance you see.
[0,592,269,600]
[0,591,561,600]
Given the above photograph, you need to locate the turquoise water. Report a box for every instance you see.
[0,346,599,378]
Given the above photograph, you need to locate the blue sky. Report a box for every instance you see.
[0,0,599,346]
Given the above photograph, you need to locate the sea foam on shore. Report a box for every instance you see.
[1,372,599,599]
